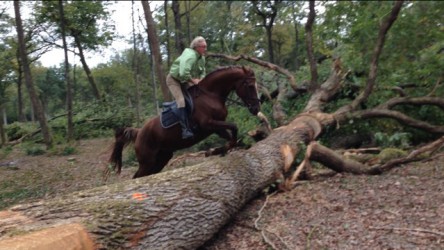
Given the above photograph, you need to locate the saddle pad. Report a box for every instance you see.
[160,109,179,128]
[160,90,194,129]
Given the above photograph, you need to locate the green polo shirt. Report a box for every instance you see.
[169,48,206,83]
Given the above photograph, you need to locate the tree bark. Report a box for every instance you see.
[172,0,185,53]
[16,65,26,122]
[14,1,52,148]
[305,0,318,91]
[0,106,5,146]
[141,0,171,102]
[132,0,142,126]
[59,0,74,142]
[164,0,171,66]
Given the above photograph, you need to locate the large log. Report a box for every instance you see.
[0,115,324,249]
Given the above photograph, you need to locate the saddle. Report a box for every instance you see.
[160,89,194,128]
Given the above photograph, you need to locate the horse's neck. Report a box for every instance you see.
[200,75,237,99]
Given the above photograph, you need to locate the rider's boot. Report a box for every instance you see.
[176,107,194,139]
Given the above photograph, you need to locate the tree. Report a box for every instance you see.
[251,0,282,64]
[171,0,185,53]
[305,0,319,91]
[141,0,170,102]
[131,0,142,125]
[35,1,114,101]
[0,6,14,145]
[13,1,52,148]
[58,0,74,141]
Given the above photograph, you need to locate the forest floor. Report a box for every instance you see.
[0,137,443,249]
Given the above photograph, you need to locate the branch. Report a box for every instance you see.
[179,1,203,18]
[371,136,444,173]
[337,1,404,113]
[304,58,346,113]
[376,96,444,110]
[346,109,444,134]
[307,142,381,175]
[427,76,443,96]
[207,53,298,91]
[369,226,444,237]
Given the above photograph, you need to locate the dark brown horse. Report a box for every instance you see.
[109,66,261,178]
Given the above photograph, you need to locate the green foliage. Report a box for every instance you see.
[5,122,38,141]
[69,99,135,139]
[122,148,138,167]
[0,145,13,160]
[375,132,412,149]
[227,104,260,147]
[0,181,49,210]
[22,143,46,156]
[194,134,226,152]
[2,1,442,152]
[33,66,66,115]
[61,146,77,156]
[282,94,309,120]
[35,1,114,49]
[378,148,408,163]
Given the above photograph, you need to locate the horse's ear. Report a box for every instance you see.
[242,65,250,73]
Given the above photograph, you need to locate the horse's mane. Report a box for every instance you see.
[203,65,252,81]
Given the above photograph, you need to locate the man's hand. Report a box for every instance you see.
[190,78,201,85]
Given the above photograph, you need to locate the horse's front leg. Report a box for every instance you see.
[202,120,238,156]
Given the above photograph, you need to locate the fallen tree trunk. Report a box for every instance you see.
[0,114,323,249]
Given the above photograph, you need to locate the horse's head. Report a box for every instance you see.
[236,66,261,115]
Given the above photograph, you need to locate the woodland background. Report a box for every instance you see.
[0,1,442,150]
[0,1,443,249]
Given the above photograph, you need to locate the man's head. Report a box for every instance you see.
[190,36,207,56]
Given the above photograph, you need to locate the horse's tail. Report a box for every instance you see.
[108,127,139,174]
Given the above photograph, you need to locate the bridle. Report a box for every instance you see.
[236,76,260,109]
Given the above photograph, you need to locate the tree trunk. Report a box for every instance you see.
[59,0,74,142]
[305,0,318,91]
[141,0,171,102]
[252,1,279,64]
[0,106,5,146]
[172,0,185,53]
[16,64,26,122]
[73,34,101,101]
[132,0,142,126]
[291,2,300,70]
[14,1,52,148]
[164,0,171,66]
[0,110,326,249]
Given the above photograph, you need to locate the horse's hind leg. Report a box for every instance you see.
[133,148,157,178]
[154,150,174,173]
[133,150,173,178]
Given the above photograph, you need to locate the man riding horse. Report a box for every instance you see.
[166,36,207,139]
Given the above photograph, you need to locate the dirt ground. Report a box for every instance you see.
[0,138,443,249]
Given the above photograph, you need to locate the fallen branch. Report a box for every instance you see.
[308,142,381,175]
[369,226,444,237]
[372,135,444,173]
[207,53,298,91]
[254,192,287,250]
